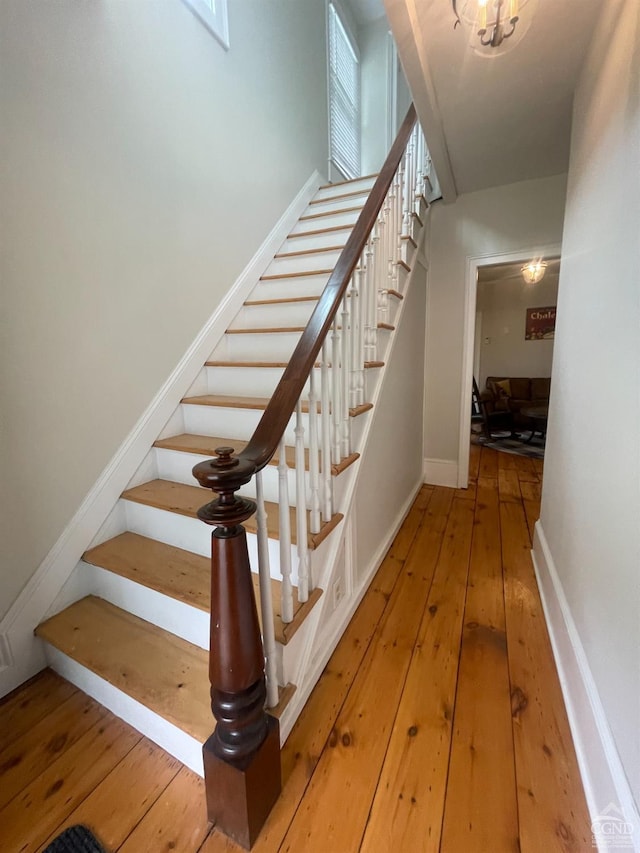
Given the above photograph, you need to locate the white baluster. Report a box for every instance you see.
[349,270,360,408]
[308,368,321,535]
[396,157,405,264]
[320,339,333,521]
[295,399,310,602]
[385,186,394,286]
[255,471,279,709]
[364,228,377,362]
[357,258,367,405]
[392,167,402,292]
[371,214,383,359]
[415,130,425,208]
[277,434,293,624]
[331,317,342,464]
[378,288,389,324]
[340,293,350,457]
[402,135,414,237]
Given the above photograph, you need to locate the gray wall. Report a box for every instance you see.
[355,263,426,573]
[0,0,328,619]
[476,271,559,388]
[540,0,640,803]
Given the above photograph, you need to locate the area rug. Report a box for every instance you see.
[473,431,545,459]
[43,826,108,853]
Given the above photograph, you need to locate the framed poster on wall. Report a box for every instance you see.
[525,306,556,340]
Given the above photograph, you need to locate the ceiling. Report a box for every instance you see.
[383,0,603,200]
[346,0,387,29]
[478,257,561,285]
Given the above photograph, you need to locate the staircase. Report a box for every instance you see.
[32,108,432,845]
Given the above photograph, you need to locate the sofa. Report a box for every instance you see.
[480,376,551,434]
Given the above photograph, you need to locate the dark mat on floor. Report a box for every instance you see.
[43,826,108,853]
[473,430,545,459]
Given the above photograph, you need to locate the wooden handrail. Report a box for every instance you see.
[194,104,417,490]
[192,105,420,848]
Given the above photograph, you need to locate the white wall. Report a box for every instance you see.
[355,263,426,573]
[0,0,328,620]
[538,0,640,807]
[476,271,559,388]
[423,174,567,467]
[360,17,411,175]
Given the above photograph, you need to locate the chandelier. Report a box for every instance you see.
[521,259,547,284]
[452,0,530,51]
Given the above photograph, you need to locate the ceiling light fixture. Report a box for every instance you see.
[452,0,530,51]
[521,259,547,284]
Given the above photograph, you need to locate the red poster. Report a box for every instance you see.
[525,306,556,340]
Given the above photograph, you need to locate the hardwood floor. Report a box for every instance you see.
[0,445,591,853]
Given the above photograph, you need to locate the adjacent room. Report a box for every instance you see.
[472,256,559,460]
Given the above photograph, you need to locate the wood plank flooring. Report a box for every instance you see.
[0,445,591,852]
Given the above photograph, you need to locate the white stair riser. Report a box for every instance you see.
[313,176,376,202]
[84,561,294,689]
[222,330,303,361]
[84,561,210,650]
[291,209,360,234]
[206,365,286,397]
[264,248,342,278]
[280,230,350,254]
[122,500,301,586]
[204,364,316,398]
[155,447,301,505]
[229,301,317,331]
[182,402,305,444]
[304,193,367,216]
[246,273,331,302]
[153,446,349,512]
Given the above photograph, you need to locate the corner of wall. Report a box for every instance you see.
[423,458,458,488]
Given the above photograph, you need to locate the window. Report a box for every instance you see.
[328,3,360,179]
[181,0,229,50]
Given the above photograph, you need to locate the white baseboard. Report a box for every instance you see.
[0,170,323,700]
[532,521,640,852]
[423,457,458,488]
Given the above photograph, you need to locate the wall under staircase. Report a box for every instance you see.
[3,169,429,776]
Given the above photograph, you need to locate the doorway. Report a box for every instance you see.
[458,244,561,488]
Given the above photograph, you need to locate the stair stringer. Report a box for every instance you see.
[0,170,323,699]
[276,208,430,742]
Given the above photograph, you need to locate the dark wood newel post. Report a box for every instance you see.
[193,447,281,850]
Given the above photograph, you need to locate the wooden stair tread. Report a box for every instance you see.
[299,205,363,222]
[226,323,392,335]
[226,326,306,335]
[244,296,318,306]
[274,245,345,259]
[310,188,370,205]
[121,479,344,549]
[318,173,377,190]
[181,395,373,419]
[261,269,334,281]
[36,597,295,743]
[205,360,291,368]
[205,359,382,370]
[181,393,274,410]
[287,224,353,239]
[82,532,321,645]
[154,433,360,476]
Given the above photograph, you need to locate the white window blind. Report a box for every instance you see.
[328,3,360,179]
